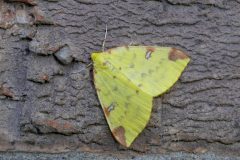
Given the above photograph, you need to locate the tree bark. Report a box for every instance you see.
[0,0,240,157]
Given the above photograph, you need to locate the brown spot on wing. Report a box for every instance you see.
[146,46,155,53]
[168,48,188,61]
[103,106,110,117]
[112,126,127,147]
[145,47,155,60]
[103,103,115,117]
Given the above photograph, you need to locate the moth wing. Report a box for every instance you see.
[100,46,190,97]
[92,56,152,147]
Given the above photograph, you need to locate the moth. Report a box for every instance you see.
[92,46,190,147]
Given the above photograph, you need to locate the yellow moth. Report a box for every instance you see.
[91,46,190,147]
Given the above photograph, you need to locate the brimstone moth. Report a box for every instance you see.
[91,46,190,147]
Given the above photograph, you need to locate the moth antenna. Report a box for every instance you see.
[102,24,108,52]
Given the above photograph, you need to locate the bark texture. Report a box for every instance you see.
[0,0,240,157]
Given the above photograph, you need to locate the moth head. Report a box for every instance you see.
[91,52,113,70]
[91,52,103,66]
[91,52,100,61]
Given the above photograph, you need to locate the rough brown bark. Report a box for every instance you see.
[0,0,240,157]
